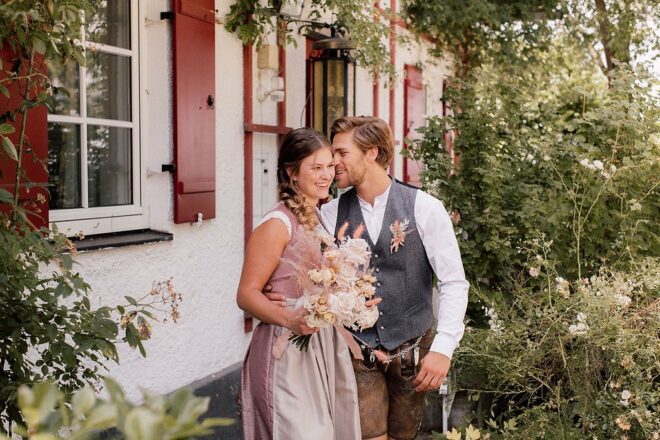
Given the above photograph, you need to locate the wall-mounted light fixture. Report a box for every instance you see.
[279,0,305,18]
[257,75,285,102]
[308,35,356,135]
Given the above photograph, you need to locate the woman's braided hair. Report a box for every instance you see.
[277,128,331,230]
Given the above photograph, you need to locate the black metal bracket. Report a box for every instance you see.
[160,11,174,20]
[162,163,176,173]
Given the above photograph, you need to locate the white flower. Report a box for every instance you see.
[579,158,591,168]
[319,267,335,285]
[615,293,632,308]
[341,238,371,266]
[556,277,570,298]
[359,282,376,297]
[308,269,324,284]
[329,291,358,322]
[610,164,617,172]
[630,200,642,211]
[569,322,589,335]
[569,313,589,335]
[593,160,604,170]
[357,306,379,329]
[484,307,504,334]
[529,267,540,278]
[620,389,632,406]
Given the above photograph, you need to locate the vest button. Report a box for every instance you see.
[374,254,379,258]
[375,268,380,273]
[379,312,383,316]
[380,325,385,330]
[376,282,381,287]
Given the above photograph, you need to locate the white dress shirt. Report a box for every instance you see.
[320,182,469,359]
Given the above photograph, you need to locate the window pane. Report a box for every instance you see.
[327,60,346,134]
[88,1,131,49]
[48,123,81,209]
[86,52,131,121]
[87,125,132,207]
[46,61,79,116]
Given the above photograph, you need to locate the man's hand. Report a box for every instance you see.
[412,351,450,392]
[263,283,286,308]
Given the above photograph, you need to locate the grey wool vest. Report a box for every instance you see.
[335,179,435,350]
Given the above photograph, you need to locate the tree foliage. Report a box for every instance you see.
[224,0,390,74]
[406,1,659,437]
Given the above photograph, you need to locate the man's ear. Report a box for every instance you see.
[366,146,379,163]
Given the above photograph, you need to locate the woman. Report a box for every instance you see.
[237,128,361,440]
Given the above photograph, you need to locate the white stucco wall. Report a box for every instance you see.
[58,0,452,402]
[70,0,250,401]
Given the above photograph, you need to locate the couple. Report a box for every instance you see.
[237,116,469,440]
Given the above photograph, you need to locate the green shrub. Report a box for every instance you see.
[452,255,659,438]
[0,378,232,440]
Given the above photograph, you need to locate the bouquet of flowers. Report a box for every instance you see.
[287,223,380,351]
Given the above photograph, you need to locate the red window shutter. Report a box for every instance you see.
[403,65,424,187]
[0,45,49,228]
[172,0,216,224]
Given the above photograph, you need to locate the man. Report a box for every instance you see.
[320,116,469,440]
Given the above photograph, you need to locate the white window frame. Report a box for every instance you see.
[49,0,145,236]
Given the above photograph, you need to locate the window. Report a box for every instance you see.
[47,1,142,234]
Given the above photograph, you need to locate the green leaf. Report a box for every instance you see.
[71,386,96,417]
[2,136,18,161]
[0,188,13,203]
[125,296,138,306]
[201,417,235,427]
[0,123,15,135]
[103,377,125,404]
[33,38,47,54]
[73,50,86,67]
[446,428,462,440]
[124,407,161,440]
[60,254,74,270]
[465,424,481,440]
[84,403,117,430]
[18,383,60,427]
[0,84,9,98]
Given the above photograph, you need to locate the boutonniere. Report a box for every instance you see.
[390,218,412,253]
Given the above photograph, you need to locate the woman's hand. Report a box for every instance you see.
[285,308,318,336]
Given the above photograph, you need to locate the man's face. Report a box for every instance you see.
[332,131,369,189]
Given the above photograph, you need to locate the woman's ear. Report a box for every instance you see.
[286,167,293,178]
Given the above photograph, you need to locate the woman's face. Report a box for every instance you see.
[292,147,335,204]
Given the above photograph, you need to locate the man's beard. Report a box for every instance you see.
[345,165,366,188]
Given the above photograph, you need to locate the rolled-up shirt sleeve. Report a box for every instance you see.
[415,191,469,359]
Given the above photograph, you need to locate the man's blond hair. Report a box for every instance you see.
[330,116,394,169]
